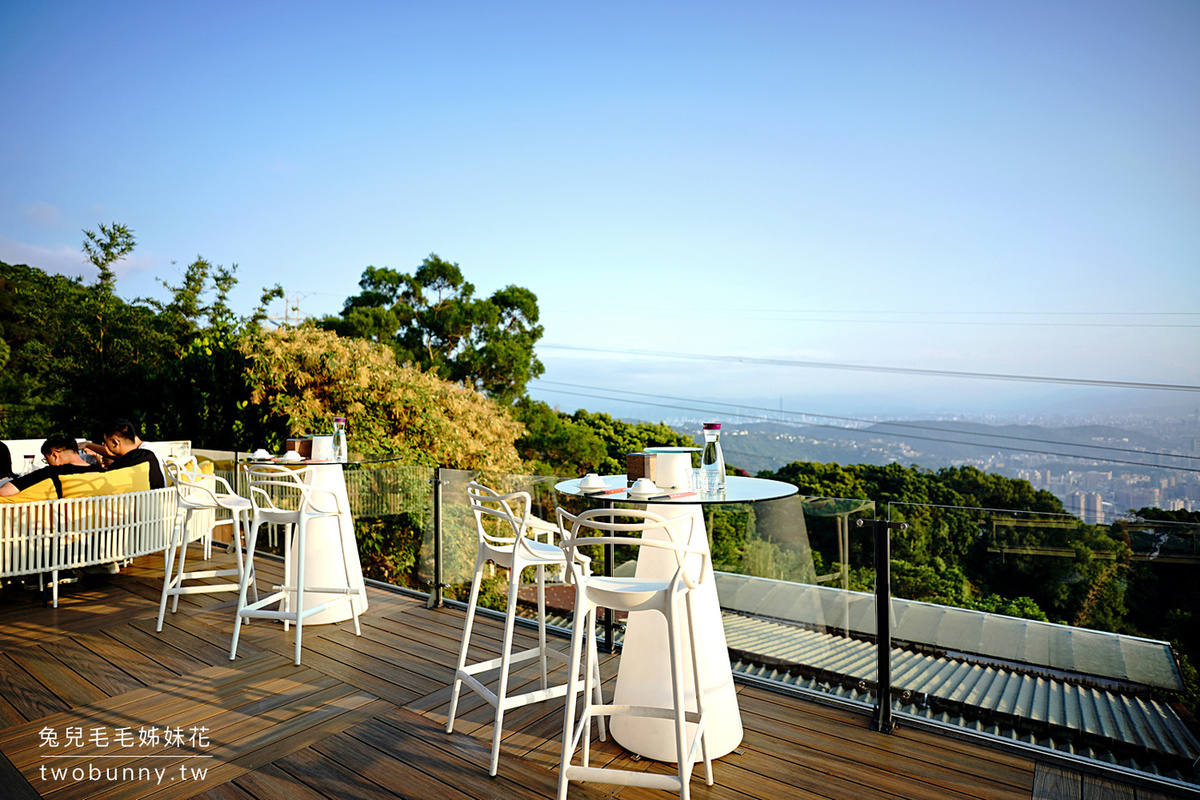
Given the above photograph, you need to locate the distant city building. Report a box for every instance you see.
[1067,491,1105,524]
[1115,487,1161,513]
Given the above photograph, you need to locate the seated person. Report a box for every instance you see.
[0,435,102,497]
[87,418,165,489]
[0,441,13,487]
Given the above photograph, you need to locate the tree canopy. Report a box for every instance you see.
[512,401,696,476]
[0,226,280,444]
[241,326,524,472]
[0,224,174,437]
[320,254,544,403]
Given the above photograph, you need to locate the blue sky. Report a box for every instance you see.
[2,1,1197,424]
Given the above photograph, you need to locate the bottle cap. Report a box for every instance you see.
[334,416,346,423]
[702,422,721,430]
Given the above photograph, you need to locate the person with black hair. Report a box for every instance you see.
[89,418,165,489]
[0,435,102,497]
[0,441,14,487]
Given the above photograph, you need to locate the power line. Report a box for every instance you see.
[556,309,1200,317]
[537,344,1200,392]
[777,310,1200,316]
[530,381,1200,474]
[543,307,1200,326]
[542,309,1200,328]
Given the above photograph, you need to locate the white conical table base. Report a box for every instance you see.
[607,503,741,761]
[285,462,369,624]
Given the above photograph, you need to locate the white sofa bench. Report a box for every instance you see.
[0,460,179,607]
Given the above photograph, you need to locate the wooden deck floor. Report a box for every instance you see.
[0,549,1189,800]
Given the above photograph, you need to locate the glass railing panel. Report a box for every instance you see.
[884,501,1200,783]
[347,463,437,593]
[712,494,879,709]
[434,468,566,613]
[202,450,438,593]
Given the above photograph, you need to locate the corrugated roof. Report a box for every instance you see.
[714,573,1184,692]
[729,662,1193,783]
[720,610,1200,766]
[517,575,1198,779]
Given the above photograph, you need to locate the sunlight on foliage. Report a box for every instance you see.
[240,326,524,472]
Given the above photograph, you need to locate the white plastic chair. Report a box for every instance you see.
[555,506,713,800]
[230,463,362,666]
[165,455,216,558]
[446,481,603,777]
[158,458,255,632]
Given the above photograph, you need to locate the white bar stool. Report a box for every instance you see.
[555,506,713,800]
[158,458,255,632]
[446,481,602,777]
[230,463,362,666]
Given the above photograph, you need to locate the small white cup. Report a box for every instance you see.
[251,448,271,460]
[629,477,658,495]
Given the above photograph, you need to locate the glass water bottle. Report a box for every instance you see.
[333,417,348,463]
[700,422,725,493]
[22,454,35,475]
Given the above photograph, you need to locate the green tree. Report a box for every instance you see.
[148,257,283,448]
[762,459,1091,624]
[82,222,135,288]
[240,326,525,471]
[66,223,175,433]
[76,223,142,381]
[2,235,287,444]
[0,226,178,437]
[704,504,755,571]
[553,409,696,474]
[0,262,89,435]
[322,254,544,402]
[938,465,1062,514]
[510,398,608,475]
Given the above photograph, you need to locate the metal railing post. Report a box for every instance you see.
[601,540,615,653]
[427,467,445,609]
[858,517,906,734]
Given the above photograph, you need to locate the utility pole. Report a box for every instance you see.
[268,291,308,327]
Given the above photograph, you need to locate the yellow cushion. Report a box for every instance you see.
[0,479,57,503]
[61,462,151,497]
[170,458,213,484]
[0,462,151,503]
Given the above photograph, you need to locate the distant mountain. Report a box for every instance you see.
[673,420,1187,476]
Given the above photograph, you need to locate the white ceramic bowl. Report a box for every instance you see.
[629,477,658,495]
[579,473,605,490]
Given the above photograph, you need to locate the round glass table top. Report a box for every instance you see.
[554,474,798,505]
